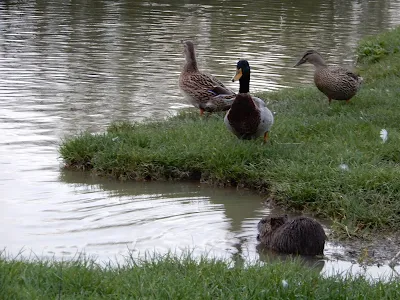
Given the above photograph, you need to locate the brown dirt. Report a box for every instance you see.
[329,233,400,267]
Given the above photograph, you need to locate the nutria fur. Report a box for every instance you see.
[257,215,326,256]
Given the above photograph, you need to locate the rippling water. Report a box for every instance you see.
[2,172,267,260]
[1,0,400,279]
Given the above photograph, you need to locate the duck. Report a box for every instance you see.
[179,41,236,115]
[294,50,363,104]
[224,60,274,142]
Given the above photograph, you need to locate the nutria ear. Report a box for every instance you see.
[270,217,285,229]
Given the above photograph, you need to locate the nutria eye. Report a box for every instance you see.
[260,219,267,224]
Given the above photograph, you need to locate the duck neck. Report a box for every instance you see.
[310,55,327,69]
[183,52,199,72]
[239,73,250,93]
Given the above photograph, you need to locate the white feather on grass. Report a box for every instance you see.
[380,129,388,143]
[281,279,288,288]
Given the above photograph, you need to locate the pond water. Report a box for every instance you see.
[0,0,399,280]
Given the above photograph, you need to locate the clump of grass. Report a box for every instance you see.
[0,251,399,299]
[356,26,400,64]
[60,27,400,237]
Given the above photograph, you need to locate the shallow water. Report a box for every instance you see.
[1,0,400,280]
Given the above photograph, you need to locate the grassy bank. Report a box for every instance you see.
[0,253,399,299]
[60,27,400,236]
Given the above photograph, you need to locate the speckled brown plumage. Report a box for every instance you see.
[294,50,363,104]
[179,41,235,114]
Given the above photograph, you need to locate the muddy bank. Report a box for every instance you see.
[329,233,400,267]
[260,198,399,268]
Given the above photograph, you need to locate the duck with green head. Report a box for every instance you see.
[224,60,274,143]
[294,50,363,105]
[179,40,235,115]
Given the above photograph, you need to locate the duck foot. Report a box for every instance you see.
[263,132,269,143]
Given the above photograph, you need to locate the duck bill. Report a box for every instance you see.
[293,59,305,67]
[232,68,243,82]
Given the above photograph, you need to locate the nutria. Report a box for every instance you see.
[257,215,326,256]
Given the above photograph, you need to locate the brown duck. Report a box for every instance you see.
[179,41,235,115]
[294,50,363,104]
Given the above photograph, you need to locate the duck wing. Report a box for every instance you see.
[251,96,266,108]
[209,85,235,96]
[181,72,234,95]
[329,66,360,81]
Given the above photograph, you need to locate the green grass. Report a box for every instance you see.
[60,27,400,237]
[356,26,400,64]
[1,252,399,299]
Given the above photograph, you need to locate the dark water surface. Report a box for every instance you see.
[1,0,399,279]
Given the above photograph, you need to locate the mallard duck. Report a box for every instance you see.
[179,41,235,115]
[294,50,363,104]
[224,60,274,142]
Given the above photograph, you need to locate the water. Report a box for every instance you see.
[1,0,400,279]
[2,172,266,260]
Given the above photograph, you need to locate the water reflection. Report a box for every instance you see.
[1,0,400,131]
[2,167,400,280]
[0,0,400,280]
[1,170,268,262]
[256,243,326,274]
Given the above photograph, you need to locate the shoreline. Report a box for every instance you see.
[61,26,400,238]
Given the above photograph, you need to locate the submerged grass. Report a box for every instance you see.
[1,252,399,299]
[60,27,400,237]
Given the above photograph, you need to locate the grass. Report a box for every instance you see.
[60,27,400,237]
[356,26,400,64]
[1,252,399,299]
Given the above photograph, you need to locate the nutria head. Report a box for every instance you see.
[257,215,288,240]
